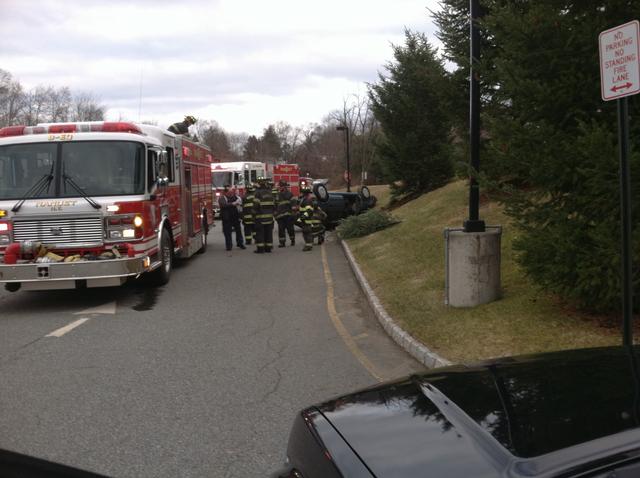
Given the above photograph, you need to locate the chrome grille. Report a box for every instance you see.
[13,217,104,245]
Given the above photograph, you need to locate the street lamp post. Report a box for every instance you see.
[464,0,486,233]
[336,125,351,192]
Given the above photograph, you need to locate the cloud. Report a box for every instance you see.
[1,0,442,135]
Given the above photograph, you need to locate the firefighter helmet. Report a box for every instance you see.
[278,180,288,187]
[184,115,197,124]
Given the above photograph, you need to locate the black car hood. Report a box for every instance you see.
[317,346,640,477]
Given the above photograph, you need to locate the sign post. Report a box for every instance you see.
[599,20,640,346]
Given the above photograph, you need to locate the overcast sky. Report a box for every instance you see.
[1,0,442,136]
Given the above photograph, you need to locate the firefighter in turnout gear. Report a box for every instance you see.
[167,115,197,135]
[275,180,297,247]
[252,177,275,253]
[242,184,256,245]
[311,203,327,245]
[298,186,316,252]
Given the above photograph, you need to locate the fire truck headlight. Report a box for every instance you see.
[215,192,221,197]
[109,230,123,239]
[0,223,8,232]
[106,205,120,213]
[122,229,136,239]
[133,216,143,228]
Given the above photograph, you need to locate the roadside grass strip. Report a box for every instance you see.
[347,180,619,363]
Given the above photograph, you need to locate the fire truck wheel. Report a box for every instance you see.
[198,217,208,254]
[150,231,173,286]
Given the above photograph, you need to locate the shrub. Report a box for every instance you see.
[337,209,400,239]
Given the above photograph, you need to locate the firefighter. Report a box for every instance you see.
[298,186,316,252]
[311,203,327,245]
[252,177,275,253]
[242,183,256,245]
[275,180,297,247]
[218,185,245,251]
[167,115,197,135]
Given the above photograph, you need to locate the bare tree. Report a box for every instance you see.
[46,86,72,122]
[329,94,381,185]
[0,69,25,127]
[228,132,249,158]
[22,86,53,125]
[71,92,105,121]
[351,94,381,185]
[274,121,303,164]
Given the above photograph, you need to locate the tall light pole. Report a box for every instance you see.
[336,125,351,192]
[464,0,486,233]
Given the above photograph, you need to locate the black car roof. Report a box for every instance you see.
[427,346,640,458]
[318,346,640,477]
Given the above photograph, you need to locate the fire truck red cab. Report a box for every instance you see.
[0,121,214,292]
[270,163,301,196]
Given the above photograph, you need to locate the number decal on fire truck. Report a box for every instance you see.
[48,134,74,141]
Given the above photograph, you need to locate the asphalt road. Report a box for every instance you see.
[0,226,424,477]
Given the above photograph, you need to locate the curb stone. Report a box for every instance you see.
[340,238,452,369]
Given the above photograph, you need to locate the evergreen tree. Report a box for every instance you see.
[243,135,260,162]
[368,29,454,196]
[436,0,640,312]
[260,124,282,164]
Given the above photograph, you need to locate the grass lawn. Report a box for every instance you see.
[347,180,621,363]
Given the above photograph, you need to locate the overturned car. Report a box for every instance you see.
[311,181,377,227]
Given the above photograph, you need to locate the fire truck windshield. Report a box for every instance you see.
[0,141,145,200]
[0,143,56,200]
[60,141,145,197]
[212,171,233,188]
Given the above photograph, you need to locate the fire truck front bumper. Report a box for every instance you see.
[0,256,152,291]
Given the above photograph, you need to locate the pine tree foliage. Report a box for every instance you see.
[368,29,454,196]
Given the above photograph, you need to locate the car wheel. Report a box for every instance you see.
[359,186,371,199]
[314,183,329,203]
[149,231,173,286]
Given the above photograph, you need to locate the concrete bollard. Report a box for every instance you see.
[444,227,502,307]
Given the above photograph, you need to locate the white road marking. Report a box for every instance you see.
[73,301,117,315]
[46,318,90,338]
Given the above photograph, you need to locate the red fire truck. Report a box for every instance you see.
[0,121,214,292]
[270,163,301,196]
